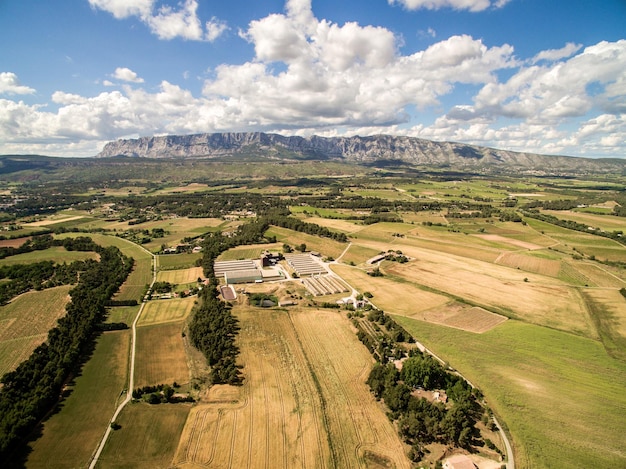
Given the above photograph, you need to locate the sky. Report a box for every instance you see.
[0,0,625,158]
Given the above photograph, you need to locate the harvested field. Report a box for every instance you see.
[135,321,190,388]
[543,209,626,232]
[173,307,410,469]
[417,302,508,333]
[0,285,71,375]
[379,248,594,338]
[138,297,195,326]
[301,217,363,233]
[495,251,562,277]
[217,242,283,261]
[331,264,449,316]
[157,266,204,284]
[25,215,85,226]
[98,403,191,469]
[266,226,347,259]
[26,330,131,469]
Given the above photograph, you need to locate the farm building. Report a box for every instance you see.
[285,253,327,276]
[260,251,282,266]
[224,269,263,284]
[214,259,257,277]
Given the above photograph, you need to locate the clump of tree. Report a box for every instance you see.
[132,384,194,404]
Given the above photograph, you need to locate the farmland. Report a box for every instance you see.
[25,330,131,469]
[0,285,72,376]
[172,305,410,469]
[1,161,626,468]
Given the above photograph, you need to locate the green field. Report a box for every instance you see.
[97,403,191,469]
[106,305,140,325]
[394,317,626,469]
[26,330,131,469]
[157,252,202,270]
[0,246,97,266]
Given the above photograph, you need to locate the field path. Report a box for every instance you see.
[88,240,157,469]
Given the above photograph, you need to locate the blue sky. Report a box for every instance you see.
[1,0,625,158]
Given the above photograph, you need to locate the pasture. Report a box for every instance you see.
[394,317,626,469]
[134,321,190,388]
[0,285,71,376]
[26,330,131,468]
[137,297,196,326]
[172,306,411,469]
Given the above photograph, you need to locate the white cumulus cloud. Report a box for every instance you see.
[112,67,144,83]
[88,0,228,42]
[0,72,36,95]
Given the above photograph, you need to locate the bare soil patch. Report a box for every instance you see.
[0,236,31,248]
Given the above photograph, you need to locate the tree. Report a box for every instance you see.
[297,243,307,252]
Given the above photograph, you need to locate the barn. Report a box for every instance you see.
[224,269,263,284]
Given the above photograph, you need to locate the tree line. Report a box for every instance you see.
[0,242,134,460]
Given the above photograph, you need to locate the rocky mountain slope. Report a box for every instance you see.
[97,132,626,174]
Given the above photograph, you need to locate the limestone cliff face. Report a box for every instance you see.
[96,132,624,173]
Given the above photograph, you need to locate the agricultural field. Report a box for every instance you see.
[172,305,411,469]
[97,403,191,469]
[137,297,196,326]
[0,246,98,266]
[265,226,347,259]
[156,266,204,285]
[0,285,72,376]
[394,318,626,469]
[157,252,202,270]
[134,321,190,388]
[25,330,131,469]
[542,209,625,232]
[217,242,283,261]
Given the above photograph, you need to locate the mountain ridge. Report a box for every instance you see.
[96,132,626,174]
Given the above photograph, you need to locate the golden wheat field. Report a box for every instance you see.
[172,306,411,469]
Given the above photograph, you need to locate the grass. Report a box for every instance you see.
[394,317,626,469]
[157,252,202,270]
[134,321,190,388]
[97,403,191,469]
[0,285,72,376]
[26,330,131,468]
[106,305,140,325]
[0,246,97,266]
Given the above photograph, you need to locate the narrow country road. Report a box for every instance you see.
[88,244,157,469]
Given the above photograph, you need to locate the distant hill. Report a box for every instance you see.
[96,132,626,175]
